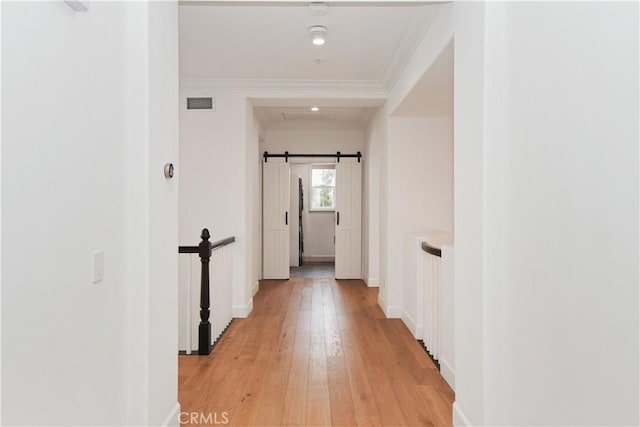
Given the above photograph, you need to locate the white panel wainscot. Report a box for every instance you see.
[420,245,441,359]
[402,233,431,338]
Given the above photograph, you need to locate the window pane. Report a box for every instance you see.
[323,169,336,186]
[312,187,334,209]
[312,169,324,186]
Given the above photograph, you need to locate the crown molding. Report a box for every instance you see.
[381,5,440,90]
[180,78,388,93]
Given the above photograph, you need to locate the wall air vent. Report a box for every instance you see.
[186,97,214,111]
[282,111,336,122]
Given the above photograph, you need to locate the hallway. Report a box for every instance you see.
[178,279,454,426]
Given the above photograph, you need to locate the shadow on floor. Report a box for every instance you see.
[290,262,335,278]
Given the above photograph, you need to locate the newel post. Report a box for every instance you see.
[198,228,212,355]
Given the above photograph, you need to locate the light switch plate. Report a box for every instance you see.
[92,251,104,283]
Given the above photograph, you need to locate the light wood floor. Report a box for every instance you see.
[178,278,454,426]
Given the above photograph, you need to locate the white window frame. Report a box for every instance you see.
[309,163,336,212]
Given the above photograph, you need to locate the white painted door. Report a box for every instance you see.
[335,158,362,279]
[263,158,290,279]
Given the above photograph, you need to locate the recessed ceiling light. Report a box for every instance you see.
[311,106,320,112]
[309,26,327,46]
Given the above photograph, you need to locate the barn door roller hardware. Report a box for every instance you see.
[263,151,361,163]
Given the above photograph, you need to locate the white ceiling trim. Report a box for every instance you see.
[380,5,440,90]
[180,79,390,103]
[180,78,386,92]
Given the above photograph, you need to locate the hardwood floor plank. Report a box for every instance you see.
[281,331,311,426]
[306,335,332,426]
[340,329,384,419]
[326,355,358,427]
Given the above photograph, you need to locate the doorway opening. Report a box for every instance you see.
[261,146,363,281]
[289,163,336,278]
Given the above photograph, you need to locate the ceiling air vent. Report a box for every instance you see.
[186,97,214,111]
[282,111,336,122]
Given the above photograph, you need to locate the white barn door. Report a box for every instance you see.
[335,158,362,279]
[263,158,290,279]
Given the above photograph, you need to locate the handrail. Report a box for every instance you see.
[178,228,235,355]
[212,236,236,250]
[421,242,442,257]
[179,236,235,254]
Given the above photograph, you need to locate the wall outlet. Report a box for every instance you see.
[92,251,104,283]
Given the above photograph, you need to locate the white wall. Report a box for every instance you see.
[479,2,639,425]
[262,126,365,263]
[144,4,180,424]
[179,91,254,316]
[364,111,383,287]
[451,1,639,425]
[452,2,485,425]
[247,109,262,294]
[0,3,4,421]
[2,1,179,425]
[385,117,453,317]
[262,126,364,155]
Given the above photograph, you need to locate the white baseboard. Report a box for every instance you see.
[440,357,455,391]
[453,402,472,427]
[401,308,419,338]
[251,281,259,297]
[363,273,380,288]
[378,291,389,316]
[161,402,181,427]
[386,304,402,318]
[233,298,253,318]
[377,292,402,319]
[302,255,335,263]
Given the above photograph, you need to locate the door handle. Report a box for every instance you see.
[337,211,340,226]
[285,211,288,225]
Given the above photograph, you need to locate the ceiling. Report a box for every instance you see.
[179,2,441,87]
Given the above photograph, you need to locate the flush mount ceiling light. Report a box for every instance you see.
[311,106,320,112]
[309,26,327,46]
